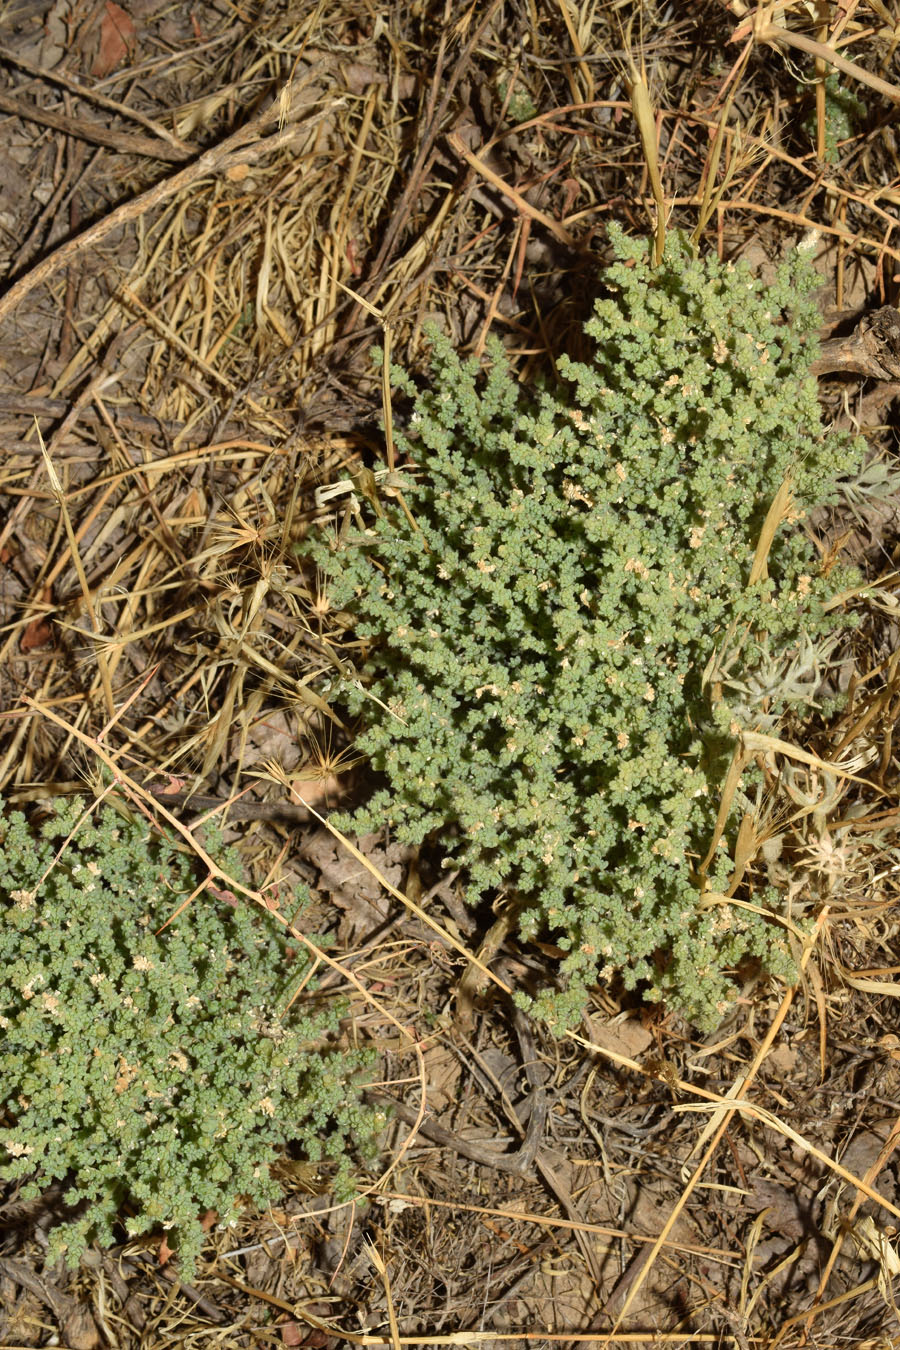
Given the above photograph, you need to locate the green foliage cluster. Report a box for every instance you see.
[0,798,379,1275]
[803,73,866,163]
[307,228,865,1028]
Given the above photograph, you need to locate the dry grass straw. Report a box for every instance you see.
[2,0,900,1343]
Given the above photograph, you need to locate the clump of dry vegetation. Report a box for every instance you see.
[2,0,900,1346]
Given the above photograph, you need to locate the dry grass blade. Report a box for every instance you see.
[748,475,795,586]
[741,729,889,792]
[36,428,115,722]
[552,0,595,102]
[690,26,761,243]
[365,1241,402,1350]
[696,738,753,885]
[629,73,667,266]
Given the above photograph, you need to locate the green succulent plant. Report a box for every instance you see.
[0,797,379,1275]
[303,226,866,1029]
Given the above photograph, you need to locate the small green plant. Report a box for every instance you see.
[498,76,538,124]
[305,227,865,1029]
[803,72,866,162]
[0,797,379,1275]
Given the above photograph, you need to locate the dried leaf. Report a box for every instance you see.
[61,1305,101,1350]
[20,615,53,653]
[91,2,137,77]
